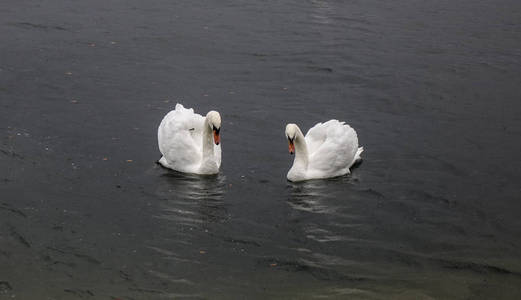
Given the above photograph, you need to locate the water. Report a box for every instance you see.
[1,0,521,298]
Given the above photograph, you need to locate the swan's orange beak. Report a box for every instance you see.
[213,129,220,145]
[288,140,295,155]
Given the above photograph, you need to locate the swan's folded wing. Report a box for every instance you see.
[158,104,205,168]
[167,131,202,167]
[173,103,205,131]
[306,120,345,154]
[308,121,359,172]
[305,122,328,154]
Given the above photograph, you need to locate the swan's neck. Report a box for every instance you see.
[293,128,309,170]
[202,118,214,160]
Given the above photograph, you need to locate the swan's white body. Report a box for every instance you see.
[158,104,221,175]
[285,120,363,182]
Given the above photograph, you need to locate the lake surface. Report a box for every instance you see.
[1,0,521,299]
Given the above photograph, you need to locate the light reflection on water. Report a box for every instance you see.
[154,171,228,227]
[138,170,231,297]
[282,176,382,297]
[310,0,333,25]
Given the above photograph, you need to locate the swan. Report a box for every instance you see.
[158,103,221,175]
[285,120,363,182]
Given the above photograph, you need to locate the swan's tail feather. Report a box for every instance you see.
[158,156,170,169]
[354,146,364,163]
[175,103,194,114]
[348,147,364,170]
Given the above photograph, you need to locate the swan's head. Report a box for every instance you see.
[285,123,299,155]
[206,110,221,145]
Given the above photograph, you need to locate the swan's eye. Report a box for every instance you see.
[213,127,220,134]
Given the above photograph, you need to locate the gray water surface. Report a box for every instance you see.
[1,0,521,299]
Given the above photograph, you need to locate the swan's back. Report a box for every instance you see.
[158,104,205,172]
[305,120,360,176]
[161,104,204,134]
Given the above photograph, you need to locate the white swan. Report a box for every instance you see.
[158,104,221,175]
[285,120,363,182]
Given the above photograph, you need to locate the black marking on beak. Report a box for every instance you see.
[288,137,295,155]
[213,126,221,145]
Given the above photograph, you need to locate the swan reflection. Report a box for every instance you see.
[310,0,333,25]
[287,178,345,214]
[154,171,228,227]
[287,177,364,242]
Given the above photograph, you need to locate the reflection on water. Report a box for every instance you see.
[310,0,332,25]
[287,179,340,214]
[283,170,521,299]
[286,175,361,216]
[283,176,378,297]
[136,169,230,297]
[154,170,228,227]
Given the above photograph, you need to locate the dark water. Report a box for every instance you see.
[1,0,521,298]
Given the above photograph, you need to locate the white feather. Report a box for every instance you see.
[158,104,221,175]
[286,120,363,182]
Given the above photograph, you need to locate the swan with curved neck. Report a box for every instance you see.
[285,121,363,182]
[157,104,222,175]
[199,110,221,172]
[286,124,309,179]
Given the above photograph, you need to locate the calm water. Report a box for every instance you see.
[1,0,521,299]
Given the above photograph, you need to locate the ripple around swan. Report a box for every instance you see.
[137,170,231,296]
[286,176,364,218]
[153,171,229,227]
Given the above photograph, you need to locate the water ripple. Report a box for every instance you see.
[154,171,229,227]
